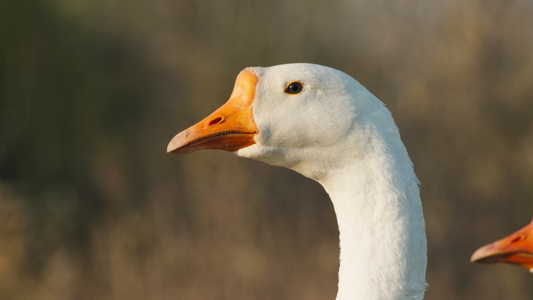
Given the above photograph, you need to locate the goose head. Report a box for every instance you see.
[168,63,400,182]
[471,219,533,272]
[167,63,427,299]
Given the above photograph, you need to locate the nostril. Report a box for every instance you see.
[511,235,523,244]
[208,117,223,126]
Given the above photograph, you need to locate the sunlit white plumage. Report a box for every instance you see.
[168,63,427,300]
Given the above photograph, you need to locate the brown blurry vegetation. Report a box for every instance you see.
[1,0,533,299]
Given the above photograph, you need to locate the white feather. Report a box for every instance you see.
[237,63,427,300]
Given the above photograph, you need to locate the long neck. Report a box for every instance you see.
[319,143,427,300]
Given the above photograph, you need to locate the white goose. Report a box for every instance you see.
[167,63,427,300]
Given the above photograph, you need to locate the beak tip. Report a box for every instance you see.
[166,143,174,153]
[167,134,195,154]
[470,252,481,263]
[167,137,180,154]
[470,244,492,263]
[470,253,479,263]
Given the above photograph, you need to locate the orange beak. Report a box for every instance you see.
[470,219,533,272]
[167,69,259,154]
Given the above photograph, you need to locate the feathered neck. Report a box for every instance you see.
[317,131,427,300]
[228,63,428,299]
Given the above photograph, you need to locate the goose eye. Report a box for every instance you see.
[285,82,303,94]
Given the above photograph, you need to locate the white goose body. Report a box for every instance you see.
[168,63,427,300]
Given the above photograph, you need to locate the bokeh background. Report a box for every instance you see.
[2,0,533,299]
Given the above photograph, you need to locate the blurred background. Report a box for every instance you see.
[2,0,533,299]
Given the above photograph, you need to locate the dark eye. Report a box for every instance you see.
[285,82,303,94]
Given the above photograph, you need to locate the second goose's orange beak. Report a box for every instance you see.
[471,219,533,272]
[167,69,259,154]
